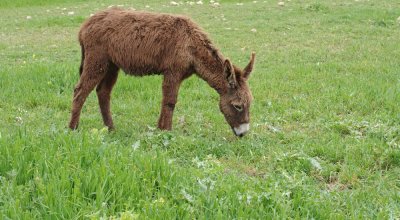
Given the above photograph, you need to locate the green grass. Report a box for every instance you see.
[0,0,85,8]
[1,0,399,219]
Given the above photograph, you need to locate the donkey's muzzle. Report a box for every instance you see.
[232,123,250,137]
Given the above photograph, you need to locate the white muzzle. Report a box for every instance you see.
[233,123,250,136]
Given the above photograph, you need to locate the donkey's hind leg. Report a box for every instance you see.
[96,63,119,130]
[69,53,109,130]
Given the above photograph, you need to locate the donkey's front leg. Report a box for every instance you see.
[158,74,182,130]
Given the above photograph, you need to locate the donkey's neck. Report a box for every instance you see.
[193,49,227,94]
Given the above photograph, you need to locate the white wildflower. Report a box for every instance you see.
[178,116,185,125]
[15,116,23,123]
[257,192,271,202]
[198,179,208,191]
[251,28,257,33]
[237,192,243,201]
[196,0,203,5]
[26,16,32,19]
[309,158,322,170]
[283,191,291,197]
[147,125,156,131]
[192,157,207,168]
[212,2,220,7]
[170,1,179,6]
[197,177,215,191]
[18,107,27,113]
[246,194,252,205]
[236,3,243,6]
[67,11,74,15]
[181,189,194,203]
[62,7,67,10]
[131,140,140,151]
[278,1,285,6]
[267,124,281,133]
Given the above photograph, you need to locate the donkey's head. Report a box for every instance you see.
[219,52,255,137]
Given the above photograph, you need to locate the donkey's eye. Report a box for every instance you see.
[233,105,243,112]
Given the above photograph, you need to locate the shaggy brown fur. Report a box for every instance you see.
[69,8,255,136]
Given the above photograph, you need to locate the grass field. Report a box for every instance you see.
[0,0,399,219]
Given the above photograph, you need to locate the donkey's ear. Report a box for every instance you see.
[224,59,237,88]
[243,52,255,80]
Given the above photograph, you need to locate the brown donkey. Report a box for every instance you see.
[69,8,255,136]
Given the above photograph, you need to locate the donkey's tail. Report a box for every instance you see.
[79,43,85,76]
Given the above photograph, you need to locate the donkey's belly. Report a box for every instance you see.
[110,53,165,76]
[120,66,163,77]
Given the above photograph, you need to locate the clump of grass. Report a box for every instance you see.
[305,3,329,13]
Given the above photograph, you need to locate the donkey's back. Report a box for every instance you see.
[79,8,197,76]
